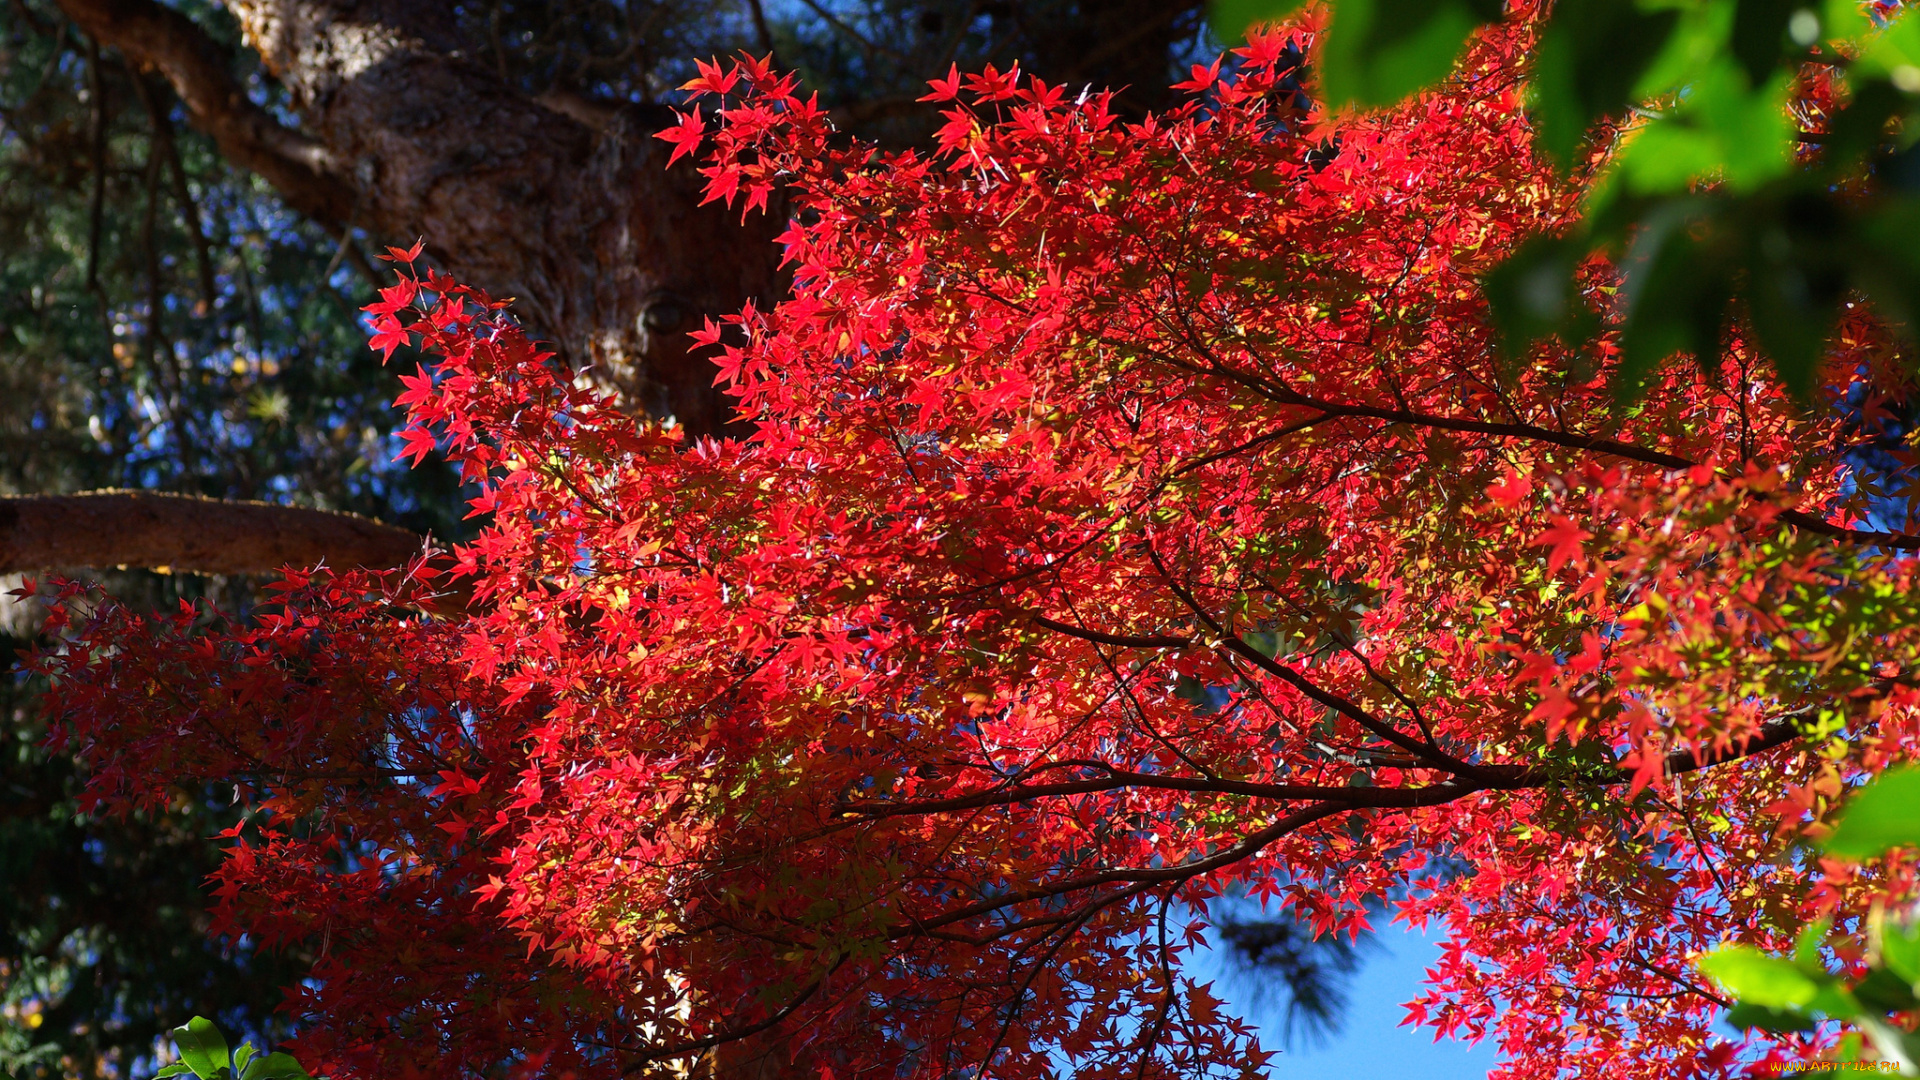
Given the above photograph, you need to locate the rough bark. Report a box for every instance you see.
[0,492,425,576]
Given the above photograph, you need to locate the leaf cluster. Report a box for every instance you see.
[157,1017,310,1080]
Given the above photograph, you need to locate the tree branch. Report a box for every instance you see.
[53,0,353,228]
[835,715,1817,824]
[1031,613,1190,649]
[1197,396,1920,550]
[0,491,426,576]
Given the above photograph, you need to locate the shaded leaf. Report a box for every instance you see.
[1482,232,1591,359]
[1318,0,1503,109]
[1853,966,1919,1014]
[1530,0,1679,167]
[1210,0,1308,43]
[241,1052,314,1080]
[1730,0,1801,87]
[1880,922,1920,985]
[1724,1001,1818,1033]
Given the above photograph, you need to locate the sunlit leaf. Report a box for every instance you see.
[1824,768,1920,859]
[170,1017,231,1080]
[1698,946,1829,1010]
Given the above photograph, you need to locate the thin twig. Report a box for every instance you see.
[140,75,216,313]
[83,35,109,301]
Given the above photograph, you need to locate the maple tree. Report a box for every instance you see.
[28,6,1920,1078]
[1,4,1218,1071]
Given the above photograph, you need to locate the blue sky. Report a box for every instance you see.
[1189,919,1501,1079]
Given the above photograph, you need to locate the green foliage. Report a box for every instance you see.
[1700,922,1920,1070]
[153,1017,311,1080]
[1318,0,1505,108]
[1211,0,1920,397]
[1699,943,1833,1011]
[1695,771,1920,1070]
[1826,768,1920,858]
[1212,0,1503,107]
[1530,0,1680,167]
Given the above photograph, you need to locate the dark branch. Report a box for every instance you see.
[54,0,353,228]
[1193,397,1920,550]
[1031,613,1190,649]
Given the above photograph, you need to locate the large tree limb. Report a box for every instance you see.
[0,491,425,576]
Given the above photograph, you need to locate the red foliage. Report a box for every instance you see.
[33,11,1920,1079]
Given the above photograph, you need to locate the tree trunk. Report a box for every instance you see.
[43,0,785,573]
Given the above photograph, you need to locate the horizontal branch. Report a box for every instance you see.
[0,490,426,575]
[1030,613,1189,649]
[1211,396,1920,550]
[1138,334,1920,551]
[836,717,1811,827]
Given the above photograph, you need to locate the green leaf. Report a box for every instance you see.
[1530,0,1680,166]
[1318,0,1503,109]
[1613,199,1731,395]
[1631,1,1738,103]
[241,1052,313,1080]
[1821,79,1908,172]
[1210,0,1307,43]
[1819,0,1871,43]
[1610,62,1795,197]
[1824,767,1920,860]
[1810,981,1862,1022]
[170,1017,232,1080]
[1880,921,1920,984]
[1483,233,1592,359]
[1794,918,1833,976]
[154,1066,196,1079]
[233,1043,257,1079]
[1730,0,1802,87]
[1855,199,1920,332]
[1853,5,1920,83]
[1724,1001,1818,1033]
[1742,190,1847,397]
[1698,945,1827,1008]
[1854,966,1920,1013]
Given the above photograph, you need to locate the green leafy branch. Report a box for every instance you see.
[1697,769,1920,1073]
[157,1017,313,1080]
